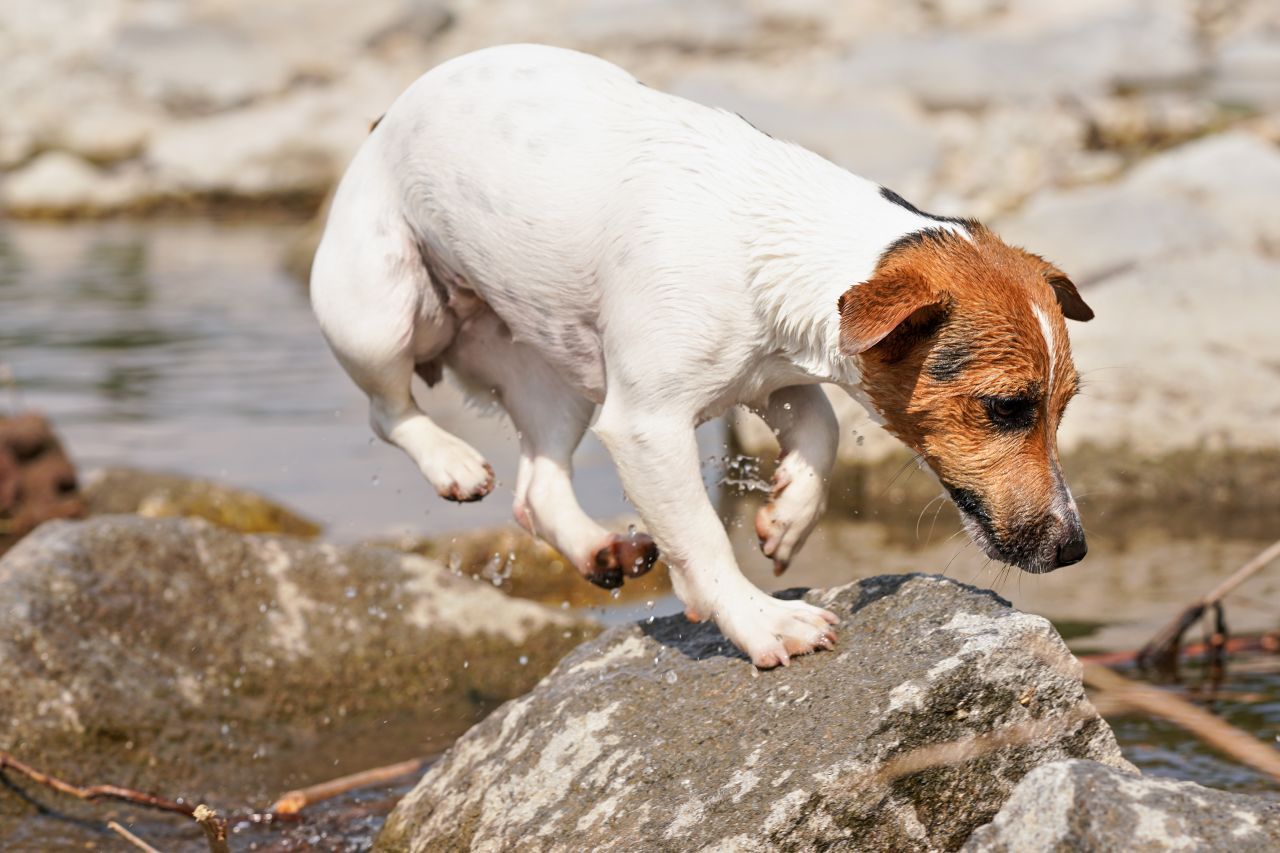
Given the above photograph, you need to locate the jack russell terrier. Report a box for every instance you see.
[312,44,1094,668]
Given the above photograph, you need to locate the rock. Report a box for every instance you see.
[994,183,1227,284]
[1054,250,1280,454]
[105,23,295,115]
[1211,34,1280,112]
[0,412,84,554]
[377,574,1130,852]
[0,516,597,815]
[1123,131,1280,250]
[836,2,1200,110]
[144,65,403,206]
[963,759,1280,852]
[82,466,323,538]
[667,72,940,193]
[565,0,760,51]
[929,104,1117,218]
[0,151,150,217]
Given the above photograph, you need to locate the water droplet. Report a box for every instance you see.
[518,655,529,666]
[782,402,792,411]
[610,588,621,599]
[645,600,655,609]
[665,671,678,684]
[463,659,469,669]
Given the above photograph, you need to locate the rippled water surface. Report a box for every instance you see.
[2,222,1278,848]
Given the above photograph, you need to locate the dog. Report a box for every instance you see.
[311,44,1093,668]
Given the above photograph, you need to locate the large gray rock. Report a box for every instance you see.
[0,516,597,818]
[835,1,1200,110]
[964,760,1280,852]
[377,574,1130,852]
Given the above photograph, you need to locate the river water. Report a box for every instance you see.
[3,221,1278,846]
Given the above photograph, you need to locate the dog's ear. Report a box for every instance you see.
[1047,274,1094,322]
[838,275,948,357]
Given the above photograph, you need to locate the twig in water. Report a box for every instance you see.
[0,750,195,816]
[107,820,164,853]
[194,804,230,853]
[269,757,428,816]
[1138,538,1280,673]
[1083,663,1280,783]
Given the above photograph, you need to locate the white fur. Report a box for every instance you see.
[1033,304,1057,392]
[311,45,951,666]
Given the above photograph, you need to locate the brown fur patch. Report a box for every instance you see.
[839,226,1083,568]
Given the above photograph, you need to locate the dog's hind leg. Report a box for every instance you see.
[753,385,839,574]
[446,313,658,589]
[311,213,495,503]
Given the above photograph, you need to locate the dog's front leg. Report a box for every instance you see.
[594,403,838,667]
[754,385,839,575]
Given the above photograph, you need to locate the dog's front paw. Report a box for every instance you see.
[755,456,826,575]
[584,531,659,589]
[718,592,838,669]
[423,434,495,502]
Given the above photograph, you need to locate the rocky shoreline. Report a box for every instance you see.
[0,468,1277,850]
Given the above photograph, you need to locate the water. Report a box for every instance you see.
[3,221,1278,846]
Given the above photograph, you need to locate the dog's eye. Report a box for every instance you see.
[982,396,1037,432]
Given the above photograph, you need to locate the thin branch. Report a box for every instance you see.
[1139,538,1280,669]
[0,751,194,816]
[107,821,164,853]
[194,804,230,853]
[1082,663,1280,783]
[270,757,428,816]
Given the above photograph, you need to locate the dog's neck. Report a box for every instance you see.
[743,152,965,390]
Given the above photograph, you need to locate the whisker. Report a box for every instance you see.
[880,453,924,498]
[915,493,946,543]
[926,494,948,546]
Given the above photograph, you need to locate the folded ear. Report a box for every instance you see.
[838,274,948,357]
[1047,274,1094,322]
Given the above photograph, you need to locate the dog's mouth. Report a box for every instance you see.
[945,485,1059,574]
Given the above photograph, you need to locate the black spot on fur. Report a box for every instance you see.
[735,112,774,139]
[945,485,996,542]
[927,342,971,382]
[879,186,976,229]
[878,227,955,265]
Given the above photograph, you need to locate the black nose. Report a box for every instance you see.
[1055,531,1088,568]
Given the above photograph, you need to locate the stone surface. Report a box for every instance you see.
[0,516,597,817]
[668,72,940,194]
[378,574,1130,852]
[82,466,323,537]
[0,152,150,217]
[963,759,1280,852]
[1124,131,1280,250]
[0,413,84,554]
[835,1,1200,110]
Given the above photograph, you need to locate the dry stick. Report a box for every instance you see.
[107,820,164,853]
[0,750,195,816]
[1081,631,1280,667]
[1083,663,1280,783]
[194,804,231,853]
[1139,538,1280,669]
[269,757,429,816]
[873,704,1096,785]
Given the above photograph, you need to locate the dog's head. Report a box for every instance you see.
[839,225,1094,573]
